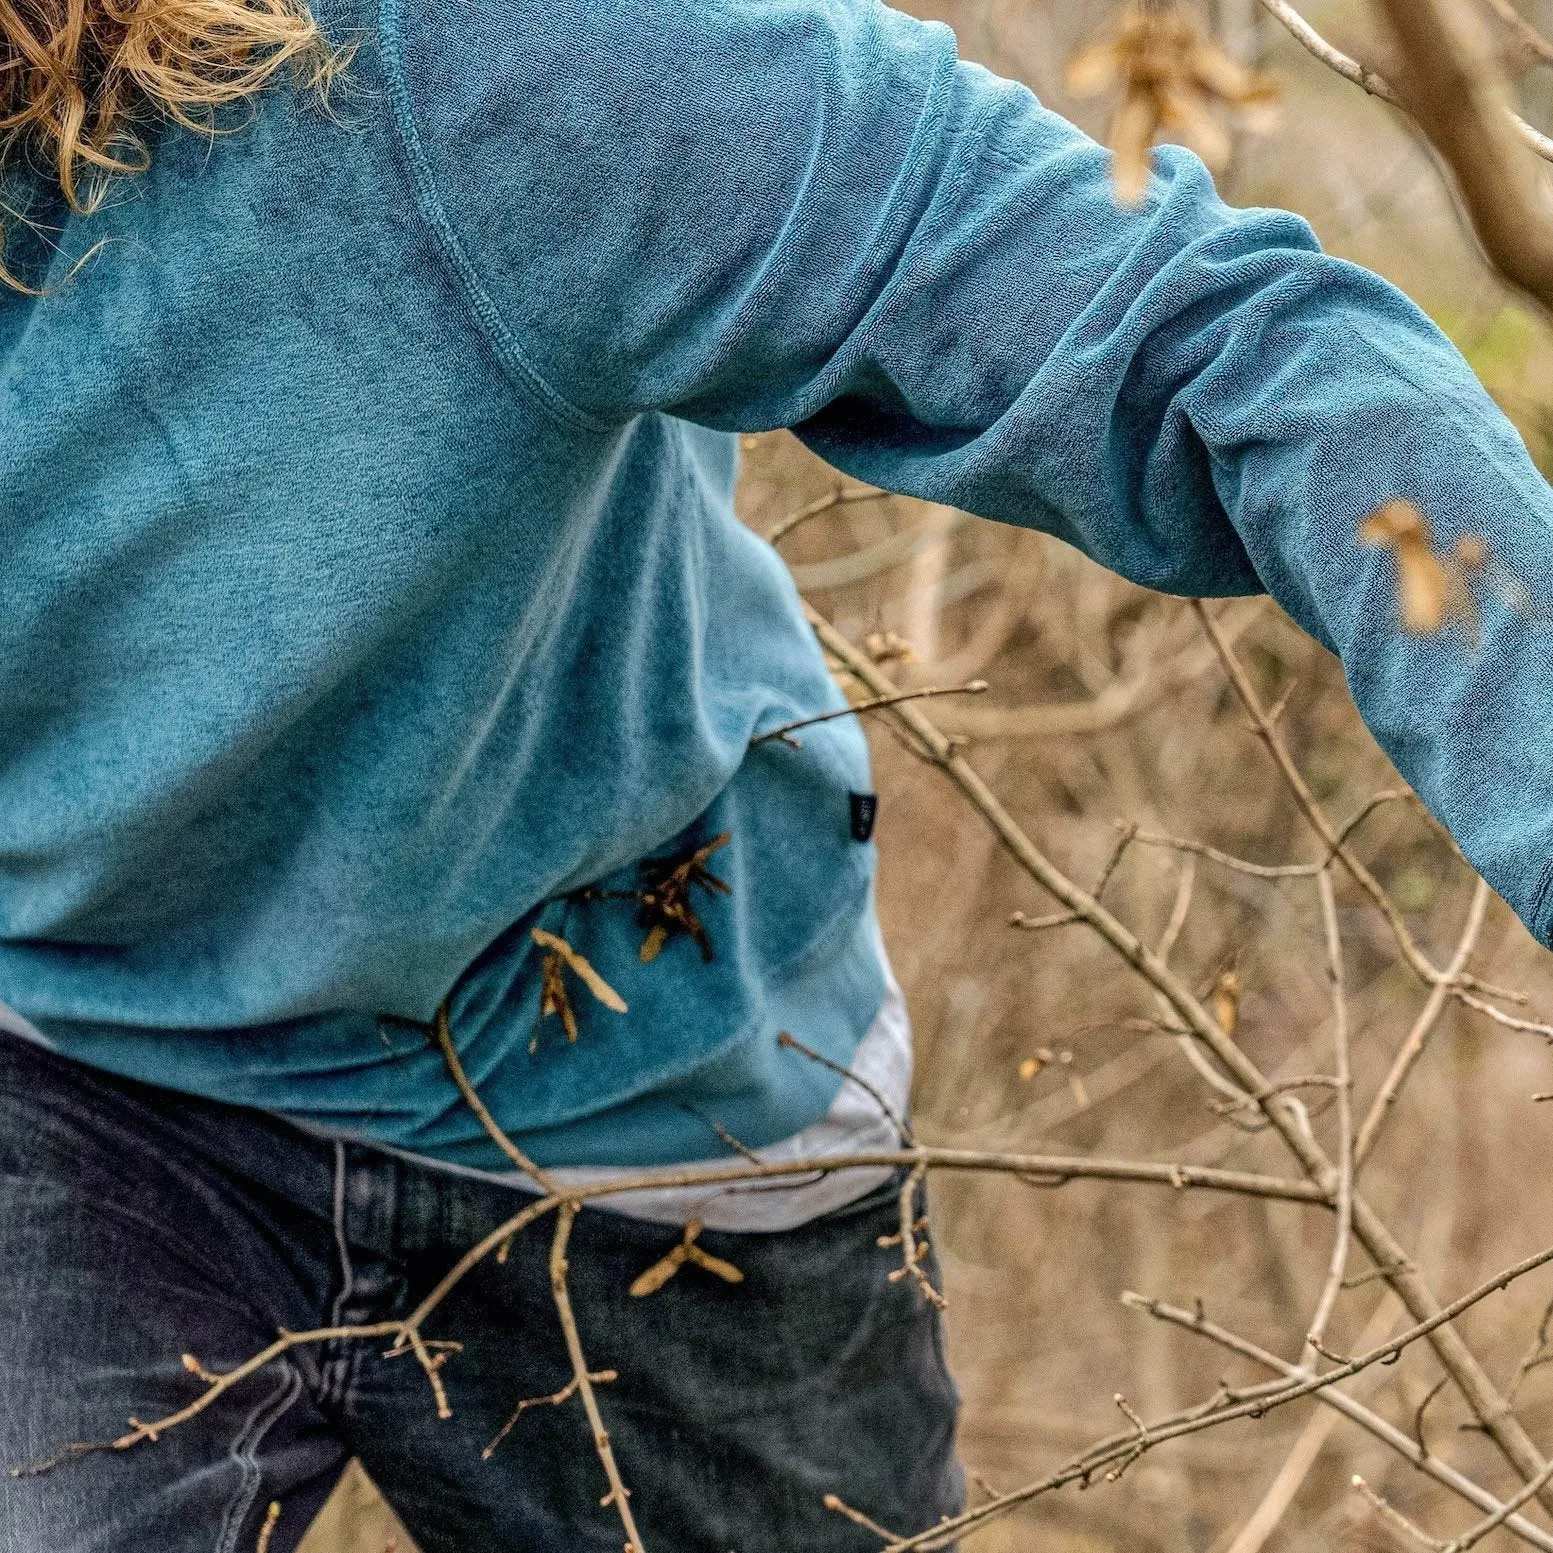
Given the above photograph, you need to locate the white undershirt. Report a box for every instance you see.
[394,974,913,1231]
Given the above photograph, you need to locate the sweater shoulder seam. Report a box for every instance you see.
[375,0,615,437]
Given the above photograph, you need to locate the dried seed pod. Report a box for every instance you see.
[1210,968,1241,1039]
[1067,7,1280,205]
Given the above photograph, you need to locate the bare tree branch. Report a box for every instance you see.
[1259,0,1553,164]
[1370,0,1553,315]
[1141,1295,1553,1552]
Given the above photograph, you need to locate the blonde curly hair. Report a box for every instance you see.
[0,0,340,286]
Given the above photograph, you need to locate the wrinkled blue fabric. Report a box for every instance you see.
[3,0,1551,1170]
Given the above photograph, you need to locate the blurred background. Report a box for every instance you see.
[302,2,1553,1548]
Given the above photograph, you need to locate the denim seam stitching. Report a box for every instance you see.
[329,1139,356,1333]
[375,0,615,437]
[317,1139,363,1413]
[215,1364,304,1553]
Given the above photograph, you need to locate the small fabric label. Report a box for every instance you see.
[849,791,879,843]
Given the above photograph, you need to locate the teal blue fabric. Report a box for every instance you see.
[5,0,1553,1170]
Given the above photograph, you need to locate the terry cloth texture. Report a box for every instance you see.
[3,0,1553,1170]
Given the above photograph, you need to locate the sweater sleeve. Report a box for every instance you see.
[394,0,1553,942]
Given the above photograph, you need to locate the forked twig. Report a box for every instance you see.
[548,1203,646,1553]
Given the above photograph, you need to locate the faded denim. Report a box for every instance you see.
[0,1033,963,1552]
[3,0,1552,1171]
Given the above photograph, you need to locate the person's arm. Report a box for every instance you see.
[392,0,1553,940]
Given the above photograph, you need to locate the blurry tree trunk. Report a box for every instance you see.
[901,506,953,667]
[1370,0,1553,316]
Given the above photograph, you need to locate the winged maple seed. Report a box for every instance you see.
[628,1219,745,1298]
[635,831,732,964]
[1359,498,1487,636]
[531,926,628,1046]
[1067,5,1280,205]
[863,628,917,665]
[1209,967,1241,1039]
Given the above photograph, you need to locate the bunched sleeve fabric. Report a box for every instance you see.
[393,0,1553,942]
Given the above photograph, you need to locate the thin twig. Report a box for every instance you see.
[1414,1375,1451,1459]
[13,1322,407,1474]
[1352,1475,1448,1550]
[1195,602,1442,987]
[1481,0,1553,69]
[868,1235,1553,1553]
[1258,0,1553,162]
[549,1203,646,1553]
[811,599,1553,1507]
[823,1493,902,1542]
[1095,819,1140,902]
[881,1159,945,1307]
[1370,0,1553,314]
[1445,1455,1553,1550]
[1131,792,1410,880]
[1158,854,1197,964]
[778,1030,915,1145]
[1141,1297,1553,1553]
[765,483,893,545]
[1224,1295,1405,1553]
[1451,987,1553,1039]
[255,1500,282,1553]
[433,1003,561,1193]
[482,1371,617,1461]
[1356,880,1490,1167]
[17,1138,1336,1484]
[751,682,987,747]
[1304,870,1354,1362]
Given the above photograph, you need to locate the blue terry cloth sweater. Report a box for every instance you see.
[4,0,1553,1171]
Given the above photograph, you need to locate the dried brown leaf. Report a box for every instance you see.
[636,832,732,963]
[630,1221,745,1295]
[863,629,917,665]
[1359,499,1483,635]
[1066,40,1123,96]
[685,1245,746,1285]
[1111,90,1158,206]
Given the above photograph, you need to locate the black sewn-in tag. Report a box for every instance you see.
[849,792,879,843]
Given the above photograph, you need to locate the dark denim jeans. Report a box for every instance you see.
[0,1033,962,1552]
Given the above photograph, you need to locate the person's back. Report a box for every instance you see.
[6,0,1553,1548]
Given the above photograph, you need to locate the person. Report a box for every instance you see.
[2,0,1551,1547]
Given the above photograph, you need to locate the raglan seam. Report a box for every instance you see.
[379,0,974,432]
[839,34,969,315]
[375,0,617,438]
